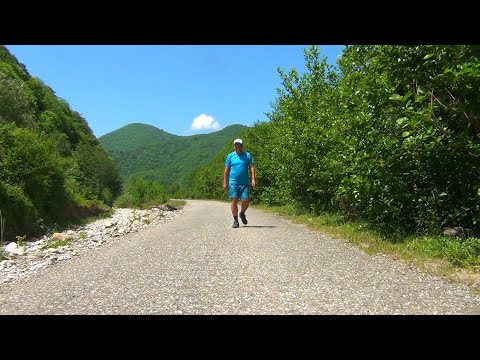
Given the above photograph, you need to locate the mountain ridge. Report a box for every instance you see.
[98,122,248,191]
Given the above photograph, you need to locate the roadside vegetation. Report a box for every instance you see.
[190,45,480,287]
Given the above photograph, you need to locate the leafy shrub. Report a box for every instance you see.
[114,177,168,209]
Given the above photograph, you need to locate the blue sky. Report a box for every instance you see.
[5,45,344,138]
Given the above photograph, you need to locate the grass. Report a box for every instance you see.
[64,208,114,228]
[41,238,71,250]
[252,203,480,292]
[166,199,186,208]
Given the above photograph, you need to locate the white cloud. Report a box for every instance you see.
[191,114,220,131]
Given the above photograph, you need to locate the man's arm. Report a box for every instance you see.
[249,164,256,188]
[223,166,230,191]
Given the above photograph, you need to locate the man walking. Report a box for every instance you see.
[223,138,256,228]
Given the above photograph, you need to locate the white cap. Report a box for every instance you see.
[233,138,243,145]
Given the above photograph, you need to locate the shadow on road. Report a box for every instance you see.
[243,225,276,228]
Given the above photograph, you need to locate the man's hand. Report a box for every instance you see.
[249,165,256,188]
[223,166,230,192]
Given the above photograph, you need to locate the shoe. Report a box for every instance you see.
[239,212,247,225]
[232,220,239,228]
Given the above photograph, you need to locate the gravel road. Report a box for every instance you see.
[1,199,479,314]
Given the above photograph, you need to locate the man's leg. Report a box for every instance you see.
[231,198,239,228]
[231,198,239,217]
[240,199,249,214]
[229,183,240,228]
[239,184,250,225]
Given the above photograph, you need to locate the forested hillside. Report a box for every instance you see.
[99,123,247,194]
[192,45,480,236]
[0,46,122,241]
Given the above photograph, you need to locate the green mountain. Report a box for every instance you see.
[98,123,247,190]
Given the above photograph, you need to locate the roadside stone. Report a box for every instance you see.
[0,206,183,286]
[5,242,25,256]
[51,233,70,241]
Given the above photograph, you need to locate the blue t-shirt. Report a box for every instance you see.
[225,151,253,185]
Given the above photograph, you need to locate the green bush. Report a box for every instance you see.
[0,182,38,240]
[114,177,168,209]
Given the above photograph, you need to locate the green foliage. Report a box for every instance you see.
[0,182,39,237]
[114,177,168,209]
[166,199,186,208]
[408,235,480,268]
[0,47,30,82]
[335,45,480,234]
[0,124,67,215]
[15,235,26,247]
[44,238,70,249]
[61,198,110,224]
[0,72,36,127]
[0,45,122,239]
[71,142,122,205]
[191,45,480,239]
[38,110,72,156]
[243,46,342,211]
[113,192,136,209]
